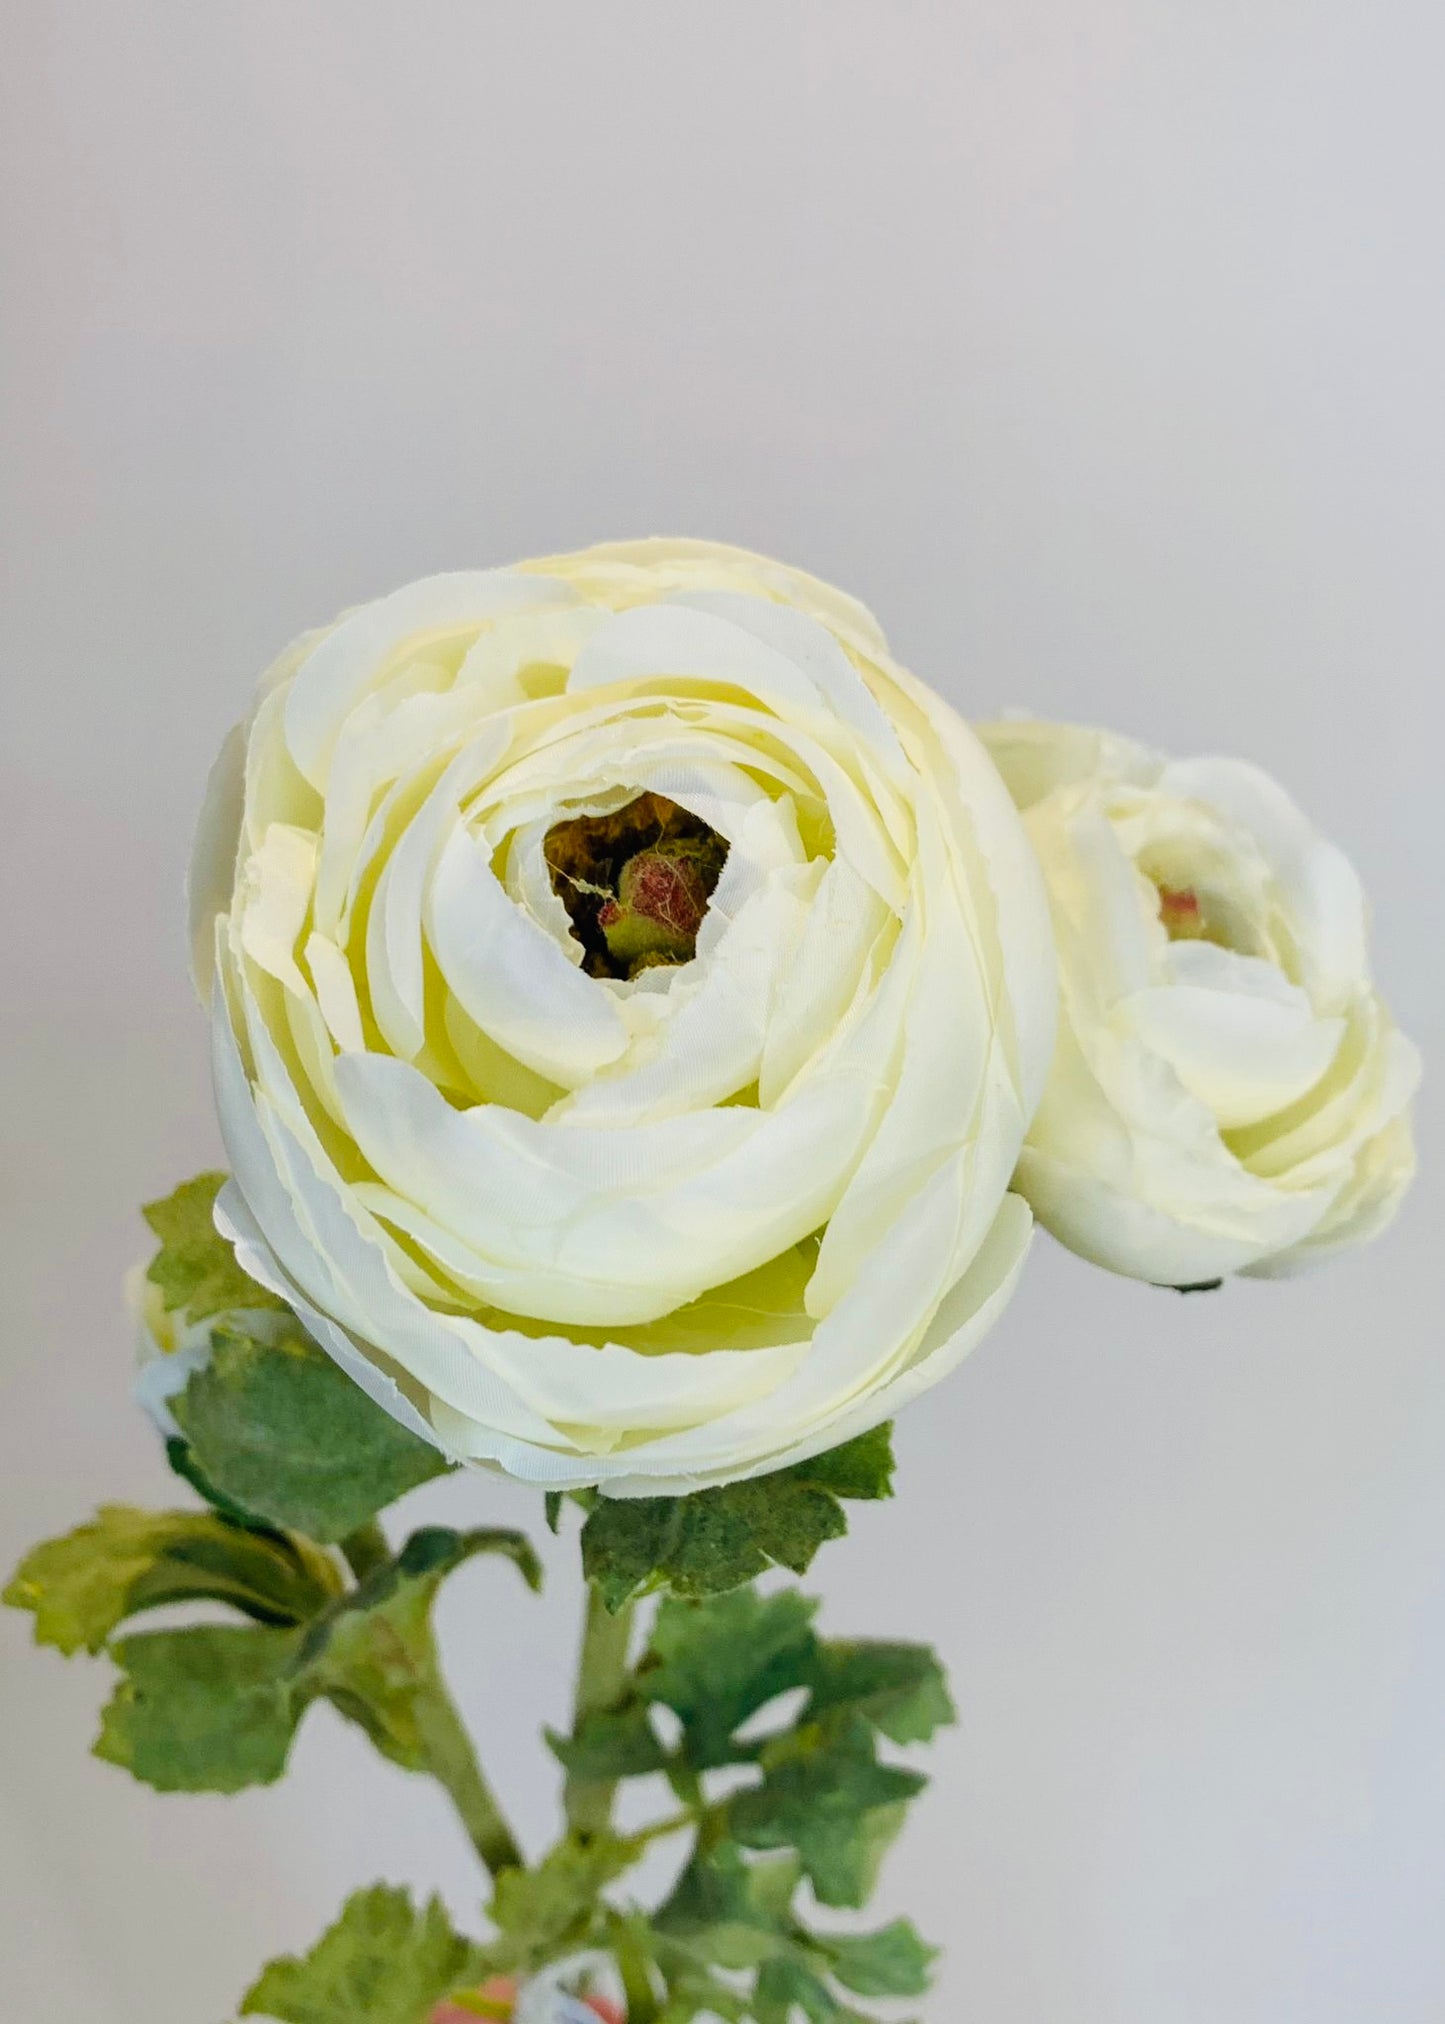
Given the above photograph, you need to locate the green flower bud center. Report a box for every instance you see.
[544,793,728,979]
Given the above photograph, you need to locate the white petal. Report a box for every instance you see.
[425,823,628,1085]
[283,571,578,790]
[1122,980,1345,1129]
[188,720,247,1002]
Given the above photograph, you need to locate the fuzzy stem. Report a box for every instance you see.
[340,1518,522,1877]
[563,1584,637,1839]
[411,1674,525,1878]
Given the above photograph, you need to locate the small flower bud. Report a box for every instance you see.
[599,840,719,973]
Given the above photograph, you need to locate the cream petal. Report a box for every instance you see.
[330,1046,876,1318]
[188,720,247,1002]
[1122,980,1345,1129]
[436,1324,810,1440]
[236,825,317,997]
[425,823,629,1084]
[283,571,578,790]
[758,860,891,1108]
[551,865,819,1127]
[1159,756,1368,1006]
[665,589,909,771]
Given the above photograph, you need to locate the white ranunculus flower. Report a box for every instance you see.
[192,540,1056,1494]
[979,719,1420,1286]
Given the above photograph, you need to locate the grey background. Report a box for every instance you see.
[2,5,1441,2020]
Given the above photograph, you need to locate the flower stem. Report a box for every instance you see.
[338,1521,391,1582]
[411,1672,525,1879]
[563,1583,637,1840]
[339,1518,523,1878]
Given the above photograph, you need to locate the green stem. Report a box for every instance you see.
[564,1583,637,1839]
[412,1672,525,1878]
[340,1518,522,1878]
[339,1521,391,1582]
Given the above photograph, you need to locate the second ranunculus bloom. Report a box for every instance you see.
[194,540,1057,1492]
[979,719,1419,1286]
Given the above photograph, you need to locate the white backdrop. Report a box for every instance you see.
[2,6,1442,2020]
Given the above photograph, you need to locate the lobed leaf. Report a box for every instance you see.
[642,1589,818,1769]
[581,1429,895,1611]
[753,1959,871,2024]
[143,1171,285,1323]
[87,1525,535,1796]
[172,1322,450,1543]
[240,1883,482,2024]
[3,1504,340,1654]
[803,1640,955,1747]
[96,1622,304,1792]
[821,1920,937,1999]
[486,1833,636,1973]
[729,1714,925,1909]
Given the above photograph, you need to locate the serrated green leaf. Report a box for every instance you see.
[729,1715,924,1908]
[754,1959,870,2024]
[96,1622,305,1791]
[240,1883,482,2024]
[305,1527,540,1770]
[3,1504,341,1654]
[547,1704,669,1780]
[143,1171,285,1323]
[804,1640,955,1746]
[657,1843,802,1971]
[820,1919,937,1999]
[790,1426,894,1502]
[642,1589,818,1769]
[165,1433,285,1533]
[87,1524,535,1796]
[486,1833,635,1972]
[172,1322,450,1543]
[581,1429,895,1611]
[655,1959,750,2024]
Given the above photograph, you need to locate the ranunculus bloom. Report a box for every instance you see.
[979,720,1419,1285]
[193,540,1055,1492]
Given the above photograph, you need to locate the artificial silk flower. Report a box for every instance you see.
[979,719,1420,1285]
[191,540,1057,1494]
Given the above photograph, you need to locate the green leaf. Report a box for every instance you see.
[304,1527,540,1770]
[172,1321,451,1543]
[486,1833,635,1972]
[657,1843,802,1971]
[729,1714,925,1909]
[143,1171,285,1323]
[547,1704,669,1780]
[753,1959,869,2024]
[581,1428,896,1610]
[790,1425,894,1502]
[642,1589,818,1769]
[3,1504,341,1654]
[821,1920,937,1999]
[88,1524,536,1795]
[96,1622,305,1792]
[655,1960,750,2024]
[804,1640,955,1746]
[240,1883,482,2024]
[545,1491,564,1534]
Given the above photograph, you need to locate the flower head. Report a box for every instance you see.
[980,719,1420,1284]
[192,541,1055,1492]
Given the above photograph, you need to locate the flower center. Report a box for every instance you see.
[544,792,729,979]
[1154,882,1233,947]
